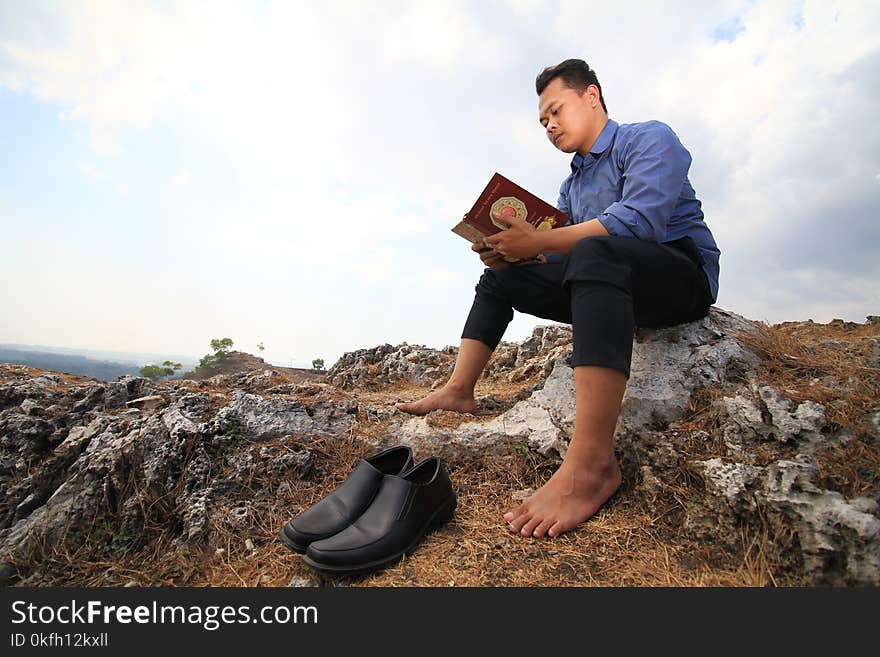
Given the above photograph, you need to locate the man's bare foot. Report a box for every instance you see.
[395,385,477,416]
[503,456,621,538]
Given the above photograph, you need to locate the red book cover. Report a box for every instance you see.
[451,172,570,262]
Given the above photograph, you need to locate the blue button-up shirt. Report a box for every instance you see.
[554,118,720,301]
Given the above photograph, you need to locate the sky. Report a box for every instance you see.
[1,0,878,369]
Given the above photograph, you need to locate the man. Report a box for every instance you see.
[397,59,720,539]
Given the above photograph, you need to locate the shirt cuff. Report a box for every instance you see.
[600,206,664,241]
[597,212,631,238]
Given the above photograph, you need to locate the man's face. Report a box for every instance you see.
[538,76,602,156]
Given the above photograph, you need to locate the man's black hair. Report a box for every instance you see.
[535,59,608,114]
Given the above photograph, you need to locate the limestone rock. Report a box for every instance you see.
[619,309,761,436]
[1,306,877,585]
[757,386,826,446]
[393,309,763,461]
[693,458,761,511]
[714,386,831,455]
[718,394,766,451]
[327,343,454,389]
[213,390,353,441]
[104,376,156,409]
[126,395,167,411]
[758,457,880,585]
[19,398,46,417]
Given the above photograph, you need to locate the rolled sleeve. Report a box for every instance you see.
[544,179,573,263]
[556,178,572,219]
[599,121,691,243]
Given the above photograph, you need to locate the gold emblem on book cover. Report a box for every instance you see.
[536,216,557,231]
[490,196,527,229]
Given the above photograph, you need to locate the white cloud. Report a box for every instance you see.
[1,0,878,363]
[542,0,880,321]
[401,269,462,289]
[375,2,514,74]
[214,189,428,288]
[173,168,190,185]
[724,265,880,324]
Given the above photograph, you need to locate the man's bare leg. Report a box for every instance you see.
[504,364,625,538]
[395,338,492,415]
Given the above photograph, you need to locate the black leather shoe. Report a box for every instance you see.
[278,445,414,554]
[302,456,457,576]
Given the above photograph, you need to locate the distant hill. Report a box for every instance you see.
[0,348,145,381]
[0,346,321,383]
[184,351,324,382]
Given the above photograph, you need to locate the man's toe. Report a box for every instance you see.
[503,504,524,523]
[507,507,530,532]
[520,515,543,537]
[547,520,566,538]
[532,519,554,538]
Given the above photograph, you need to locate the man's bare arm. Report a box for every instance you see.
[533,218,609,254]
[484,215,611,261]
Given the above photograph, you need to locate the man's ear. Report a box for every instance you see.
[586,84,601,110]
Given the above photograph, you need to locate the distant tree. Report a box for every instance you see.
[210,338,234,357]
[312,358,325,371]
[257,342,265,353]
[140,365,166,380]
[197,338,235,370]
[140,360,181,381]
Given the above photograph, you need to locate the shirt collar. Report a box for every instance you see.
[571,118,619,171]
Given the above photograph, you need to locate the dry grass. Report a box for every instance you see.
[734,319,879,499]
[734,320,879,429]
[7,318,876,588]
[17,436,800,588]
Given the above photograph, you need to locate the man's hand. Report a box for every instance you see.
[484,213,543,261]
[472,242,508,270]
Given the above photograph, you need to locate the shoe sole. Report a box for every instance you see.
[301,494,457,576]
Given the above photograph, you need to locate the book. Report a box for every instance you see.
[451,172,570,262]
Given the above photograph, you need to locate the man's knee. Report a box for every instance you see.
[475,264,531,297]
[564,236,633,289]
[475,266,506,297]
[569,235,628,264]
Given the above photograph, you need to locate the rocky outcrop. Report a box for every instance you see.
[325,325,575,391]
[327,343,458,390]
[1,308,878,586]
[0,376,348,572]
[327,343,456,389]
[390,309,760,458]
[362,309,879,585]
[213,391,355,441]
[692,456,879,585]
